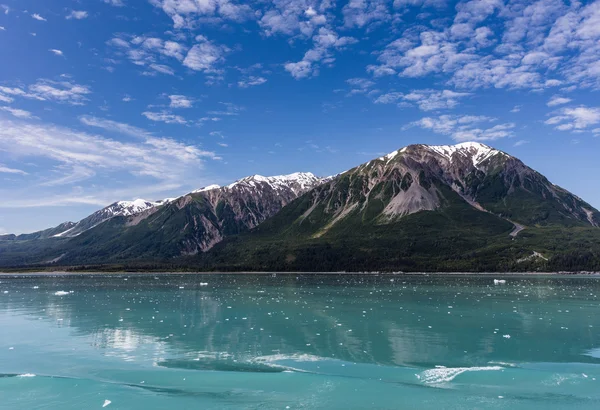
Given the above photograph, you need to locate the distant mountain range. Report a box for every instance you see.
[2,142,600,272]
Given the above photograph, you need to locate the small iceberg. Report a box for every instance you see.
[494,279,506,285]
[102,400,112,408]
[199,282,209,286]
[54,291,71,296]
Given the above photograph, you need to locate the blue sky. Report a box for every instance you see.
[1,0,600,233]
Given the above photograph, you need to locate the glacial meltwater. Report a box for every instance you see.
[1,274,600,409]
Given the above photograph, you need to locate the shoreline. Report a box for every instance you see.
[1,270,599,276]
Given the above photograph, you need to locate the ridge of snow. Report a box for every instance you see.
[192,184,220,193]
[52,225,77,238]
[112,199,157,216]
[226,172,320,194]
[426,142,507,167]
[379,146,408,162]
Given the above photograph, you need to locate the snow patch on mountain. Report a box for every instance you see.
[427,142,509,167]
[226,172,322,195]
[192,184,220,193]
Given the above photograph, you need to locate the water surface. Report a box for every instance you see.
[1,274,600,409]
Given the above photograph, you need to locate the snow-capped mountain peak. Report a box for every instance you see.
[226,172,321,195]
[192,184,221,193]
[112,199,157,216]
[427,142,509,167]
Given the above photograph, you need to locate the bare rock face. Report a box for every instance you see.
[58,172,328,259]
[291,142,600,235]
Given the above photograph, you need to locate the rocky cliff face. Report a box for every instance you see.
[278,142,599,239]
[59,172,328,261]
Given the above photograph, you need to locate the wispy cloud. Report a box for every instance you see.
[375,89,471,111]
[31,13,46,21]
[169,94,194,108]
[142,110,187,124]
[0,79,91,105]
[547,96,572,107]
[66,10,88,20]
[545,105,600,132]
[0,164,28,175]
[49,49,64,57]
[406,114,515,142]
[238,76,267,88]
[0,116,220,207]
[0,106,36,119]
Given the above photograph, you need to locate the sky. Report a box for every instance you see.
[1,0,600,234]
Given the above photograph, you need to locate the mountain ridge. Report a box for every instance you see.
[2,142,600,272]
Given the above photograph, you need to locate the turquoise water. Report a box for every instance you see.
[1,274,600,409]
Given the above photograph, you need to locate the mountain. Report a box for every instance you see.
[0,172,326,266]
[1,144,600,272]
[195,142,600,272]
[61,172,326,261]
[54,199,165,238]
[0,222,76,241]
[268,141,600,234]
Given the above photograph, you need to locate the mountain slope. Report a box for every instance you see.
[191,142,600,272]
[0,222,76,241]
[55,199,167,238]
[51,172,327,263]
[256,142,599,239]
[1,143,600,272]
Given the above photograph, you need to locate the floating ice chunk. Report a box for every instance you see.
[503,334,511,339]
[419,366,503,384]
[54,291,70,296]
[18,373,36,377]
[494,279,506,285]
[199,282,209,286]
[33,286,39,289]
[102,400,111,408]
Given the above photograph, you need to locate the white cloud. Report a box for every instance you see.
[259,0,329,38]
[182,36,229,73]
[103,0,125,6]
[375,89,471,111]
[0,26,5,31]
[0,79,91,105]
[150,0,253,29]
[207,102,243,116]
[346,77,376,95]
[146,63,175,76]
[29,80,91,105]
[407,114,515,141]
[513,139,529,147]
[366,1,600,91]
[285,27,357,79]
[169,94,194,108]
[31,13,46,21]
[49,49,64,57]
[238,76,267,88]
[510,105,521,113]
[0,106,35,119]
[142,111,187,124]
[547,95,572,107]
[108,35,188,75]
[66,10,88,20]
[545,105,600,131]
[0,164,27,175]
[342,0,391,29]
[0,117,216,185]
[122,94,133,102]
